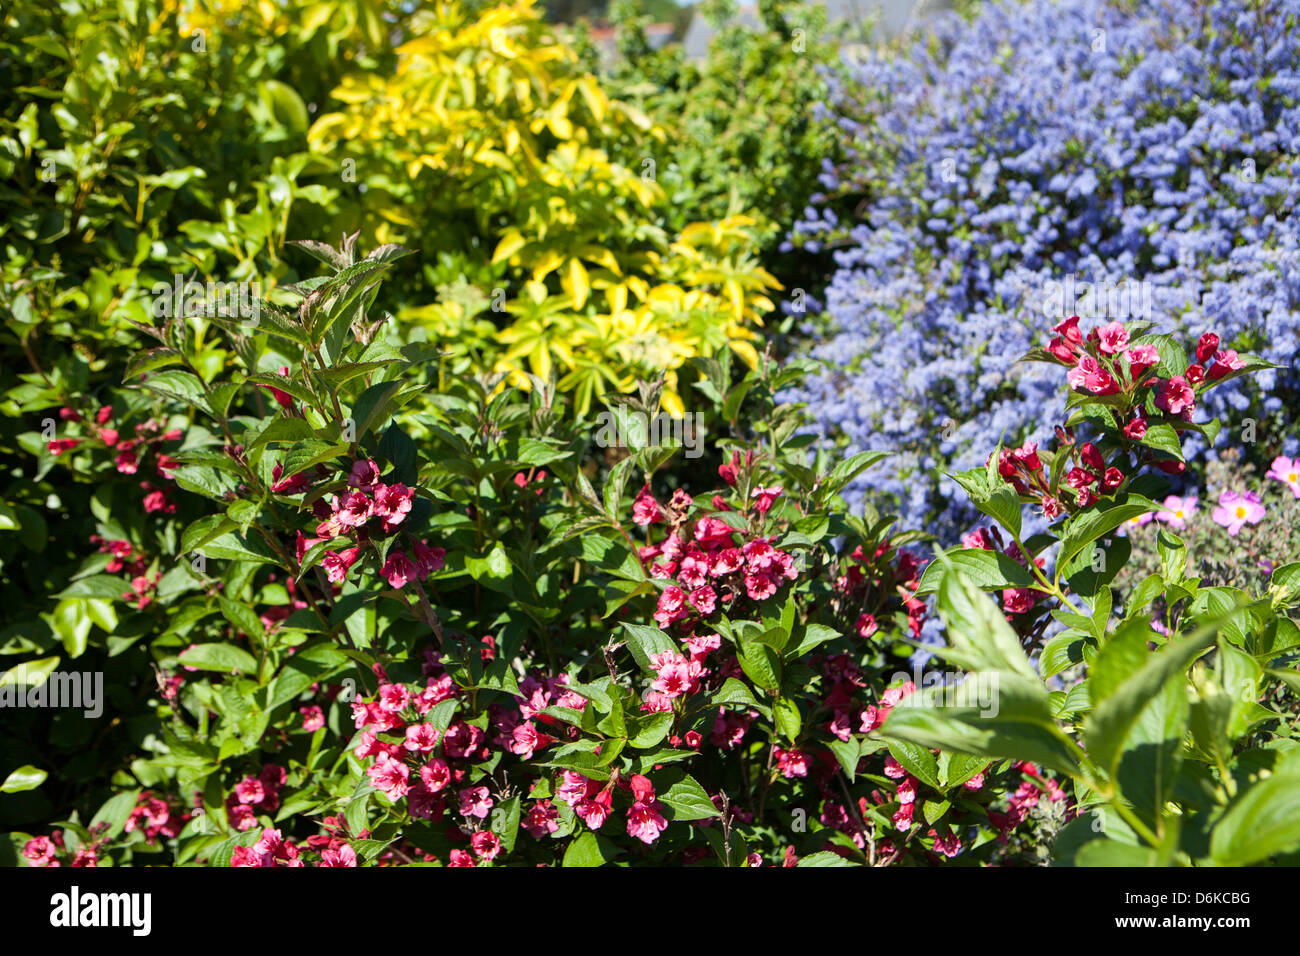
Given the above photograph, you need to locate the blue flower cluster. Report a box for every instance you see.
[785,0,1300,541]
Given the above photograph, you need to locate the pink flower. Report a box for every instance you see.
[380,551,416,588]
[348,459,381,490]
[413,540,446,577]
[688,585,717,616]
[1155,495,1197,530]
[774,747,811,779]
[650,650,704,698]
[750,485,783,515]
[684,632,721,662]
[319,844,358,867]
[1195,332,1220,364]
[1265,456,1300,499]
[271,462,311,494]
[856,613,879,638]
[1155,376,1196,418]
[471,830,501,861]
[1124,344,1159,380]
[1096,321,1129,354]
[404,723,441,753]
[373,483,413,530]
[377,682,412,713]
[458,786,494,819]
[322,547,360,584]
[1211,490,1265,536]
[654,586,689,626]
[336,491,373,528]
[632,486,662,525]
[115,449,139,474]
[420,759,451,792]
[447,849,476,867]
[366,754,411,801]
[47,438,81,457]
[299,705,325,731]
[625,775,668,845]
[1067,355,1119,395]
[524,800,559,838]
[1208,349,1245,380]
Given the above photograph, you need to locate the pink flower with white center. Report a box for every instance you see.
[895,776,917,805]
[654,586,689,627]
[751,485,783,515]
[373,483,413,530]
[353,730,382,759]
[1067,355,1119,395]
[380,551,417,588]
[625,780,669,845]
[227,804,257,832]
[1211,490,1265,536]
[1155,375,1196,418]
[348,459,381,490]
[115,449,139,474]
[744,568,780,601]
[414,674,456,713]
[23,836,59,866]
[774,747,810,779]
[710,547,744,576]
[377,683,412,714]
[458,785,494,819]
[1155,495,1197,530]
[641,690,673,713]
[447,849,476,867]
[557,771,596,808]
[856,613,879,638]
[931,830,962,858]
[234,777,265,805]
[575,790,612,830]
[404,723,441,753]
[678,550,711,589]
[471,831,501,861]
[367,754,411,801]
[632,486,662,525]
[322,547,360,584]
[688,585,717,616]
[420,759,451,792]
[963,773,986,791]
[320,845,358,867]
[1266,456,1300,499]
[1096,321,1130,354]
[684,632,721,662]
[742,537,778,570]
[299,705,325,732]
[523,800,559,838]
[650,650,703,699]
[412,540,446,578]
[336,491,373,528]
[883,756,906,780]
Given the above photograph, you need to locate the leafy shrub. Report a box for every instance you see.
[306,0,781,415]
[887,315,1300,866]
[786,0,1300,539]
[5,236,1112,867]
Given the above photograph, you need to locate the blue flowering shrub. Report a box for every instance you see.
[786,0,1300,541]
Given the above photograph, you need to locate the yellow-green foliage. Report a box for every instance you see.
[308,0,780,414]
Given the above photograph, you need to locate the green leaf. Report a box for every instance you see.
[1210,771,1300,865]
[178,643,259,675]
[916,547,1039,595]
[1,765,47,793]
[659,774,720,820]
[1057,494,1159,576]
[1083,625,1215,781]
[620,623,676,675]
[562,830,618,867]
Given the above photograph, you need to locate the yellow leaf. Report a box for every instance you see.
[492,231,527,264]
[564,258,589,310]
